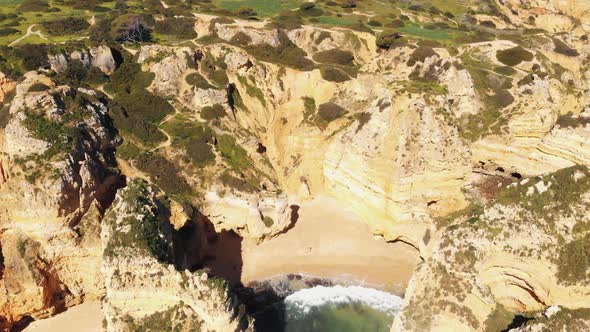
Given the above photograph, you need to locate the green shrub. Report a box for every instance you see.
[483,304,515,332]
[114,90,172,123]
[201,104,226,121]
[185,138,215,167]
[18,0,50,11]
[200,54,228,87]
[0,28,19,36]
[376,31,403,49]
[0,108,10,129]
[217,134,251,171]
[315,31,331,44]
[186,72,214,89]
[237,7,257,17]
[109,104,166,147]
[320,66,350,82]
[219,171,257,193]
[315,102,346,128]
[268,10,303,30]
[237,75,266,106]
[496,46,533,66]
[302,96,316,121]
[557,233,590,284]
[229,31,252,46]
[42,17,89,36]
[488,89,514,109]
[385,19,405,28]
[54,60,88,86]
[107,60,154,94]
[18,44,49,71]
[164,120,212,142]
[245,31,314,71]
[111,14,152,43]
[22,109,80,157]
[493,66,516,76]
[117,140,141,160]
[367,20,382,27]
[313,49,354,66]
[556,112,590,128]
[134,152,193,197]
[154,17,197,38]
[299,2,323,16]
[552,38,579,57]
[28,82,50,92]
[409,46,438,63]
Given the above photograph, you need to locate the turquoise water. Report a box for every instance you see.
[283,285,402,332]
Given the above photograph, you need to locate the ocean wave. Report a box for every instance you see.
[284,285,403,318]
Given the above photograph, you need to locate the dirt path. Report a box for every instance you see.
[9,24,49,47]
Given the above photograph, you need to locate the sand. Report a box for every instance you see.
[22,196,420,329]
[239,196,421,294]
[23,301,103,332]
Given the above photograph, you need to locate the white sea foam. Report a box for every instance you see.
[284,285,403,317]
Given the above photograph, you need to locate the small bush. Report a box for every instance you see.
[376,31,403,49]
[313,49,354,66]
[489,89,514,109]
[18,44,49,71]
[496,46,533,66]
[245,31,314,71]
[409,46,437,63]
[229,31,252,46]
[18,0,49,11]
[117,140,141,160]
[237,7,256,17]
[0,28,19,36]
[299,2,323,16]
[320,66,350,82]
[186,72,214,90]
[367,20,382,27]
[493,66,516,76]
[28,82,50,92]
[185,138,215,167]
[201,104,226,121]
[557,233,590,284]
[111,14,152,43]
[552,38,579,57]
[217,134,251,171]
[114,90,172,123]
[302,96,316,121]
[219,171,257,193]
[134,152,192,196]
[42,17,89,36]
[385,19,405,28]
[315,102,346,128]
[154,17,197,38]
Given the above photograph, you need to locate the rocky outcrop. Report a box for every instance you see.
[101,179,249,332]
[393,166,590,331]
[0,72,15,104]
[0,72,121,329]
[48,45,118,74]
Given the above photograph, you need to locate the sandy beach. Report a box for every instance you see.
[239,196,421,294]
[23,301,102,332]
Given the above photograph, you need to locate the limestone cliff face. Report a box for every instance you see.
[0,73,121,328]
[393,166,590,331]
[140,15,590,251]
[101,179,248,332]
[48,45,118,74]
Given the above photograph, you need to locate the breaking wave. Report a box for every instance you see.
[284,285,403,319]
